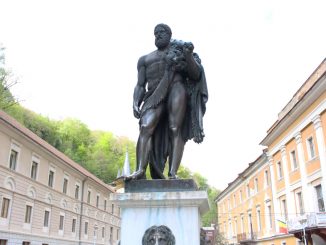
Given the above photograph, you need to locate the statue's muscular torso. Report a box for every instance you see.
[143,51,166,91]
[140,49,183,92]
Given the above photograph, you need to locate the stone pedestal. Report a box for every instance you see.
[110,179,209,245]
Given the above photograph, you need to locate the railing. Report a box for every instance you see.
[287,212,326,231]
[237,232,257,242]
[237,233,246,242]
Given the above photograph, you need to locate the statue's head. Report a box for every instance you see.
[142,225,175,245]
[154,24,172,49]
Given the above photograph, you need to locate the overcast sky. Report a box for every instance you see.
[1,0,326,190]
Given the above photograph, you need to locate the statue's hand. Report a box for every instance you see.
[183,42,194,56]
[165,50,176,68]
[133,103,140,119]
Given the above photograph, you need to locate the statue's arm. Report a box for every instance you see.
[183,43,201,81]
[133,56,146,119]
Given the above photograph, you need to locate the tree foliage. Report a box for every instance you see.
[202,187,219,227]
[0,46,17,110]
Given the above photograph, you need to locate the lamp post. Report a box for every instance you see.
[302,226,307,245]
[299,219,307,245]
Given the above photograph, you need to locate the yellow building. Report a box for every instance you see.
[217,58,326,245]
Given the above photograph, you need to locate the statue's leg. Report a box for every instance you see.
[128,105,164,180]
[167,81,187,179]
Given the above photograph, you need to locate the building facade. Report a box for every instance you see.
[217,58,326,245]
[0,111,121,245]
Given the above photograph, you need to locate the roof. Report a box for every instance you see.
[261,58,326,146]
[215,151,267,202]
[0,110,115,192]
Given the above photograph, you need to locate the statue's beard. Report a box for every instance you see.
[155,38,170,49]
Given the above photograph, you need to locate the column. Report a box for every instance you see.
[312,115,326,204]
[268,156,280,233]
[295,132,311,213]
[280,146,295,219]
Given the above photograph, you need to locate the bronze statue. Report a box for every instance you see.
[142,225,175,245]
[128,24,208,180]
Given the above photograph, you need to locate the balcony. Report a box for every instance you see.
[287,213,326,232]
[287,213,326,243]
[237,232,257,244]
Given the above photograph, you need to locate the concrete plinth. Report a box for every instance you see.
[110,179,209,245]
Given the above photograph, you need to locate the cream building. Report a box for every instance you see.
[217,58,326,245]
[0,111,121,245]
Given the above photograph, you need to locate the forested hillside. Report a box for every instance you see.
[5,105,138,183]
[0,46,218,226]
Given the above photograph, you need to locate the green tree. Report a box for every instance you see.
[89,131,136,183]
[56,118,92,165]
[177,165,193,179]
[214,231,227,245]
[0,46,17,110]
[201,187,219,227]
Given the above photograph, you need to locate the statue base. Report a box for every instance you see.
[110,179,209,245]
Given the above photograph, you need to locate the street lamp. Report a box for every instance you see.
[299,219,307,245]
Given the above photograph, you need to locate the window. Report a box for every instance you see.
[246,184,250,198]
[296,192,304,215]
[96,195,100,208]
[256,209,261,231]
[233,194,236,207]
[254,178,258,193]
[234,219,237,237]
[85,221,89,235]
[281,199,288,220]
[117,228,119,240]
[48,170,54,188]
[264,170,269,187]
[307,137,316,159]
[315,184,325,212]
[277,161,283,179]
[59,215,64,230]
[102,227,105,238]
[22,242,30,245]
[240,215,244,233]
[75,184,80,199]
[228,199,231,210]
[30,161,38,180]
[43,210,50,227]
[25,205,32,223]
[9,149,18,170]
[267,205,273,229]
[112,204,114,214]
[290,150,298,170]
[72,218,76,233]
[94,226,98,238]
[248,213,253,236]
[1,198,10,218]
[63,178,68,194]
[104,199,107,211]
[239,190,243,203]
[87,190,91,204]
[110,227,113,242]
[0,240,7,245]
